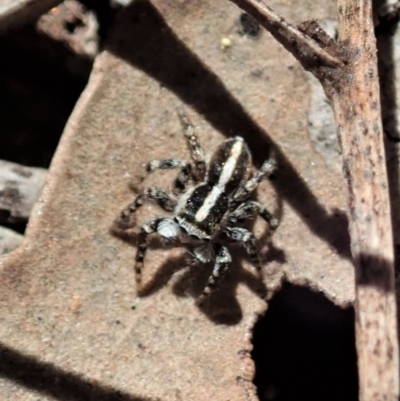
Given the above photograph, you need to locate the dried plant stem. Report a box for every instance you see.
[332,2,398,400]
[228,0,344,68]
[226,0,399,399]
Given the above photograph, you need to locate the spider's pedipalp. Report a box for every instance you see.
[192,242,214,264]
[157,218,181,241]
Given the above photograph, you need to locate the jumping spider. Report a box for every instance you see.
[114,111,279,303]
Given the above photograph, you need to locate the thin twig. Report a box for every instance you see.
[228,0,344,69]
[226,0,399,399]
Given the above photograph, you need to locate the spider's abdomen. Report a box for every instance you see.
[206,136,252,194]
[175,184,228,238]
[175,137,253,239]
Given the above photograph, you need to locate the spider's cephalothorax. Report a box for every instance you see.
[114,111,279,303]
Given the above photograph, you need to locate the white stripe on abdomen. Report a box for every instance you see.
[195,139,243,222]
[195,186,222,222]
[217,139,243,188]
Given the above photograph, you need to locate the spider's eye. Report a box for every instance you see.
[180,226,188,235]
[189,234,200,240]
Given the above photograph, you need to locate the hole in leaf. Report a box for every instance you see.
[64,18,85,33]
[252,283,358,401]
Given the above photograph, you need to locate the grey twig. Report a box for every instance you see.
[0,160,47,222]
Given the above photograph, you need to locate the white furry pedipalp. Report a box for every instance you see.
[157,219,181,240]
[193,243,214,263]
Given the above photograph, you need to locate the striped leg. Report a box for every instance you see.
[146,158,192,193]
[135,218,161,288]
[177,109,206,182]
[114,187,175,231]
[228,201,279,230]
[224,227,262,272]
[232,156,276,203]
[197,245,232,304]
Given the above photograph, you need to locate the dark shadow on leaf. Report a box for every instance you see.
[259,241,287,265]
[106,0,351,260]
[137,252,188,297]
[0,342,161,401]
[171,254,245,325]
[171,248,272,325]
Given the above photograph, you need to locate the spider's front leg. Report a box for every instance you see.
[224,227,262,272]
[228,200,279,231]
[135,217,180,290]
[197,245,232,304]
[113,187,176,232]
